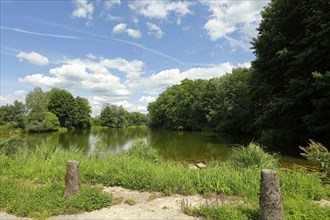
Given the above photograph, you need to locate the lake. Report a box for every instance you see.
[19,126,310,166]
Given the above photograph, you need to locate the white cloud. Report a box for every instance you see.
[86,53,96,59]
[112,23,142,38]
[104,0,121,9]
[203,1,268,50]
[0,90,27,106]
[139,96,156,104]
[100,57,144,79]
[72,0,94,22]
[130,62,235,95]
[18,58,130,97]
[146,22,164,39]
[129,1,192,23]
[16,51,49,66]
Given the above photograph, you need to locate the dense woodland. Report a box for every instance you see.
[0,88,148,132]
[148,0,330,148]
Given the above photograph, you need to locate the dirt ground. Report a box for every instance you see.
[1,186,204,220]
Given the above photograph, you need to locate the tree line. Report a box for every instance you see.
[148,0,329,148]
[0,88,148,132]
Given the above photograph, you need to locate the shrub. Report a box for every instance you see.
[0,136,23,157]
[124,139,160,162]
[299,140,329,174]
[229,143,279,169]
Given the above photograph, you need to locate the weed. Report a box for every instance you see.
[124,198,136,206]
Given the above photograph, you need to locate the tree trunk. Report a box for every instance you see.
[259,169,283,220]
[64,160,80,199]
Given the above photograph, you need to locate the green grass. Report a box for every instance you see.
[0,177,112,219]
[0,138,329,219]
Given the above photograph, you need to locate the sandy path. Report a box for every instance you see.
[1,186,203,220]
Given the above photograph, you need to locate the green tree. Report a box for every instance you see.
[251,0,330,145]
[25,87,59,132]
[75,96,91,129]
[47,89,77,128]
[127,112,148,126]
[99,104,129,128]
[0,101,26,128]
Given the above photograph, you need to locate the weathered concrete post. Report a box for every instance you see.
[64,160,80,198]
[259,169,283,220]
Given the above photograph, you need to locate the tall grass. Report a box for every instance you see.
[0,138,328,218]
[229,142,279,169]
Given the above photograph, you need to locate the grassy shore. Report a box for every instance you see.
[0,138,329,219]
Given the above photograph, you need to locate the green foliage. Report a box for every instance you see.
[0,101,26,129]
[148,69,254,133]
[124,198,136,206]
[0,136,23,156]
[229,143,279,169]
[184,205,249,220]
[124,139,160,162]
[75,96,92,129]
[0,178,112,219]
[47,88,77,128]
[127,112,149,126]
[251,0,330,145]
[99,104,129,128]
[26,111,60,132]
[300,140,330,173]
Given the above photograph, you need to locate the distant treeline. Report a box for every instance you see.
[0,88,148,132]
[148,0,330,147]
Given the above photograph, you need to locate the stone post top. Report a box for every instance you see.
[67,160,79,164]
[261,169,276,174]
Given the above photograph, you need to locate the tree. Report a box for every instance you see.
[127,112,148,126]
[99,104,129,128]
[25,87,60,132]
[47,88,77,128]
[0,101,26,128]
[251,0,330,145]
[75,96,91,129]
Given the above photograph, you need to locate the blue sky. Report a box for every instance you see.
[1,0,269,115]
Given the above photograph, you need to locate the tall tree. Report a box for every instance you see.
[251,0,330,144]
[0,101,26,128]
[25,87,59,132]
[75,96,92,129]
[47,89,77,128]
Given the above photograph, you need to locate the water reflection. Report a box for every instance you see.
[19,126,252,162]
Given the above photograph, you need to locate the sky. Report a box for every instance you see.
[0,0,270,116]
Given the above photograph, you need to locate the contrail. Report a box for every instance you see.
[1,26,81,40]
[31,21,188,66]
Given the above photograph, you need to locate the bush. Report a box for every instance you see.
[229,143,279,169]
[299,140,329,174]
[124,139,160,162]
[0,136,23,156]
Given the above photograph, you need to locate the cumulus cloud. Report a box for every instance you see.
[16,51,49,66]
[112,23,142,38]
[17,54,250,115]
[18,58,131,97]
[129,1,192,24]
[72,0,94,23]
[131,62,235,95]
[100,57,144,79]
[139,96,156,104]
[146,22,164,38]
[0,90,27,106]
[203,1,268,50]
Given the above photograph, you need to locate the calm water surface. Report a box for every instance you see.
[20,126,309,166]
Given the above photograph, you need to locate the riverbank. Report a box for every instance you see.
[0,140,329,219]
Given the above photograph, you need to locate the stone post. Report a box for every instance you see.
[259,169,283,220]
[64,160,80,199]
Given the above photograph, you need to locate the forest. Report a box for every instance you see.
[148,0,330,148]
[0,87,148,132]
